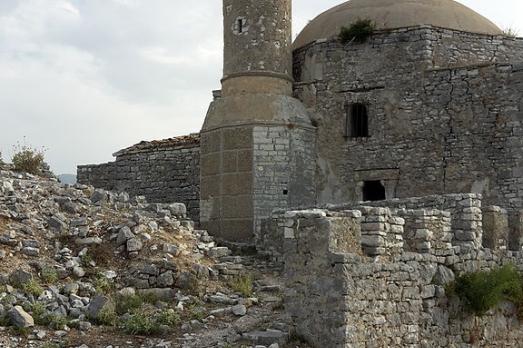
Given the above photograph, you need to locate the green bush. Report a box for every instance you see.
[339,19,376,44]
[11,143,46,175]
[452,264,523,316]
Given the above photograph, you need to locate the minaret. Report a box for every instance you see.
[200,0,315,243]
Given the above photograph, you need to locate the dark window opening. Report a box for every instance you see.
[348,103,369,138]
[283,189,288,195]
[363,180,386,201]
[238,19,244,33]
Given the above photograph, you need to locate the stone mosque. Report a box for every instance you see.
[78,0,523,245]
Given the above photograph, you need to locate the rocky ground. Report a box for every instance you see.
[0,168,309,348]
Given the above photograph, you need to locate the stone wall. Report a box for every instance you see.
[282,195,523,347]
[293,26,523,211]
[77,136,200,222]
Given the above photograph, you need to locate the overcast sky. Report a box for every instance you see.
[0,0,521,174]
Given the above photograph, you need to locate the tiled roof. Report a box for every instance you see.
[113,133,200,157]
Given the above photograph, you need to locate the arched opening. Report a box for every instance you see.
[363,180,386,201]
[348,103,369,138]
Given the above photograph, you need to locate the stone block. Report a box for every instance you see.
[224,127,252,150]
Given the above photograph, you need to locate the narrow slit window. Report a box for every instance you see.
[349,103,369,138]
[238,19,244,33]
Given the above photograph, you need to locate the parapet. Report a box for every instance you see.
[264,193,519,262]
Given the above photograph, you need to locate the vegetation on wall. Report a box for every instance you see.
[502,27,519,38]
[448,264,523,316]
[339,19,376,44]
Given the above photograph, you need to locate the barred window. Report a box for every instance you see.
[347,103,369,138]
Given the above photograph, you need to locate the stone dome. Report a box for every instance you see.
[294,0,502,48]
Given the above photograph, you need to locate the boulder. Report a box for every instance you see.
[8,306,34,328]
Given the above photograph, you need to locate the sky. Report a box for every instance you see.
[0,0,521,174]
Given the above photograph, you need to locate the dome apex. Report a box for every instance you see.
[294,0,502,49]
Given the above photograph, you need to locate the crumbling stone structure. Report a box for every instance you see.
[281,194,523,347]
[77,135,200,221]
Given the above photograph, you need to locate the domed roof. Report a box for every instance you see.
[294,0,502,48]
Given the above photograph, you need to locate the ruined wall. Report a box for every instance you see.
[293,26,523,210]
[77,141,200,222]
[282,196,523,347]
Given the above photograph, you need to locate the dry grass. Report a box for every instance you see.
[0,216,9,232]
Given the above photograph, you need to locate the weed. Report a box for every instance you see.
[22,280,44,297]
[10,326,31,336]
[80,253,93,267]
[186,303,207,321]
[93,274,115,294]
[31,303,47,324]
[120,312,160,335]
[115,294,144,315]
[0,314,9,327]
[119,307,180,335]
[503,27,519,38]
[96,303,117,326]
[154,308,180,327]
[40,266,59,284]
[452,264,523,316]
[339,18,376,44]
[44,314,69,330]
[229,274,254,298]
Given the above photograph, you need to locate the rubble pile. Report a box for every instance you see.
[0,169,297,348]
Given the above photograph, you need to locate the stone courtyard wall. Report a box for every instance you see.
[77,137,200,222]
[281,195,523,347]
[293,26,523,211]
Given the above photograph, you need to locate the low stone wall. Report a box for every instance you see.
[283,202,523,347]
[77,136,200,222]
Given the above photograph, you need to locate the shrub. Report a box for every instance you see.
[11,142,46,175]
[42,314,69,330]
[339,19,376,44]
[31,302,47,324]
[452,264,523,316]
[93,274,115,294]
[21,279,44,297]
[229,274,254,298]
[155,309,180,327]
[120,312,160,335]
[115,294,144,315]
[96,303,117,326]
[503,27,519,38]
[120,307,180,335]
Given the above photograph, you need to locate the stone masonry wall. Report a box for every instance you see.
[77,142,200,222]
[253,125,316,244]
[293,26,523,211]
[282,195,523,347]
